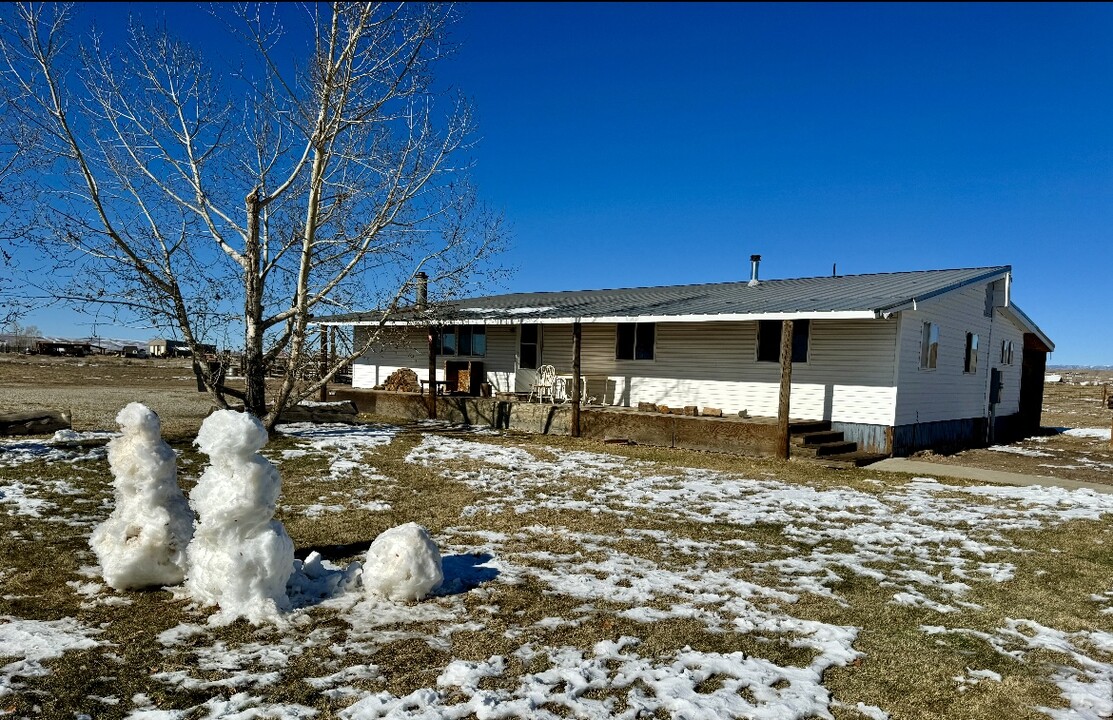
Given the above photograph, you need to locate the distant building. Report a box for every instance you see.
[35,340,92,357]
[148,339,216,357]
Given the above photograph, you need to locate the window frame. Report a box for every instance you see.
[920,322,939,370]
[615,322,656,361]
[757,319,809,364]
[1000,339,1014,366]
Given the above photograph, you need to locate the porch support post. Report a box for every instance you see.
[427,326,437,419]
[318,326,329,401]
[571,321,582,437]
[776,319,794,460]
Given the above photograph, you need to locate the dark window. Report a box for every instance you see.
[964,332,979,374]
[616,322,655,360]
[519,324,539,370]
[434,325,485,357]
[440,328,456,356]
[757,320,809,363]
[920,322,939,369]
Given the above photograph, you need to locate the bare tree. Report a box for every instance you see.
[0,2,504,428]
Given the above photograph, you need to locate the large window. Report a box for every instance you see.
[964,332,979,374]
[519,324,540,370]
[920,322,939,369]
[757,320,809,363]
[436,325,485,357]
[616,322,655,360]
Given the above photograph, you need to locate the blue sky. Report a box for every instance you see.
[15,3,1113,365]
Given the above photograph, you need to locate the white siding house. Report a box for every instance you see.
[324,264,1053,456]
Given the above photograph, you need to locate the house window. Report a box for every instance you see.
[519,324,540,370]
[920,322,939,369]
[436,325,485,357]
[616,322,655,360]
[964,332,979,374]
[757,320,809,363]
[1000,339,1014,365]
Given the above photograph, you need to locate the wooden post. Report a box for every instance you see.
[776,319,794,460]
[571,321,582,437]
[427,326,437,419]
[329,325,338,383]
[318,326,329,401]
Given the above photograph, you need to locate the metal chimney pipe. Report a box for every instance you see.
[748,255,761,287]
[415,272,428,310]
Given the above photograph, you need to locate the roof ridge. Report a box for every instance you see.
[466,265,1011,300]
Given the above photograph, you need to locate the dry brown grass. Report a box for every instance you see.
[1,356,1111,719]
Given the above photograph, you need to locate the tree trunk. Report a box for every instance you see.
[242,189,268,418]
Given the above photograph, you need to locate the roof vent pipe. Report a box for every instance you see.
[748,255,761,287]
[415,271,428,311]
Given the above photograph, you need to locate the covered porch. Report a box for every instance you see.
[325,386,885,466]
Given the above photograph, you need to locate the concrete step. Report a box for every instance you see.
[793,440,859,457]
[793,430,845,446]
[816,451,890,469]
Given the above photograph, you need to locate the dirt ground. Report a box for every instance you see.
[907,368,1113,487]
[0,353,217,439]
[2,354,1111,485]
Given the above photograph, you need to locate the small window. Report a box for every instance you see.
[519,324,540,370]
[757,320,809,363]
[616,322,655,360]
[1000,339,1014,365]
[964,332,979,374]
[920,322,939,369]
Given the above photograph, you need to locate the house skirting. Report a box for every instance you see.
[327,388,782,456]
[324,388,1030,459]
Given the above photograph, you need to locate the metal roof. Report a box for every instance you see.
[320,265,1018,326]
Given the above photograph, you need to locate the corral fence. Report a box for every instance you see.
[1043,379,1113,410]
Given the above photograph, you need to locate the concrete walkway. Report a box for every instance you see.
[869,458,1113,495]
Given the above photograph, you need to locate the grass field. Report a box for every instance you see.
[0,356,1111,719]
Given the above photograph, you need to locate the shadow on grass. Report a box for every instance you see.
[438,553,500,595]
[292,544,499,603]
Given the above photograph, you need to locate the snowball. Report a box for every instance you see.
[363,523,443,601]
[89,403,194,590]
[184,410,294,625]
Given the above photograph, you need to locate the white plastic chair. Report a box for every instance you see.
[527,364,558,403]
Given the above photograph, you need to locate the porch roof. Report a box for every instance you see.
[320,266,1027,328]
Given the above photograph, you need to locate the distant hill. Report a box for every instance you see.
[1048,365,1113,371]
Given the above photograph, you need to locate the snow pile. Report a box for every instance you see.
[89,403,194,590]
[363,523,443,601]
[185,410,295,625]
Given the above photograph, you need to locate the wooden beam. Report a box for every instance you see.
[427,326,437,419]
[318,326,329,401]
[571,321,582,437]
[776,319,794,460]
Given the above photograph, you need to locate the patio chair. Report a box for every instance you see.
[527,364,558,403]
